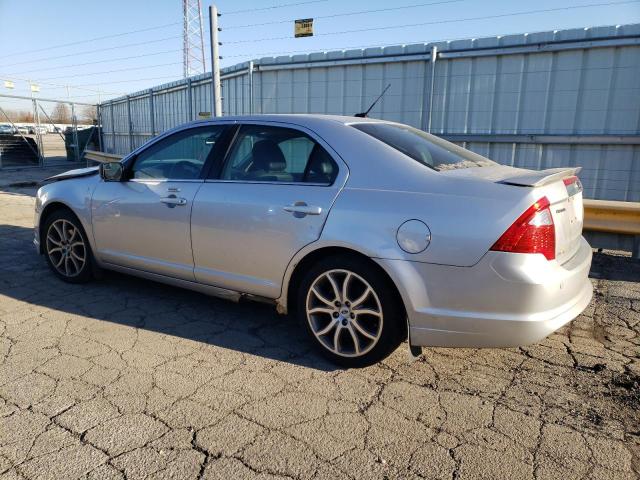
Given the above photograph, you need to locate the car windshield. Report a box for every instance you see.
[351,122,496,171]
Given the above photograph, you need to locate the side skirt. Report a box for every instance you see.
[102,262,274,305]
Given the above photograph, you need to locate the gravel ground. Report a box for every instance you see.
[0,185,638,480]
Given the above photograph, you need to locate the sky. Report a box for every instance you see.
[0,0,638,108]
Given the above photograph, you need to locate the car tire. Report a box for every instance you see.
[43,209,94,284]
[296,254,406,367]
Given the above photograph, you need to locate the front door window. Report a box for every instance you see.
[131,126,224,180]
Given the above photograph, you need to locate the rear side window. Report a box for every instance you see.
[351,123,496,171]
[221,125,338,184]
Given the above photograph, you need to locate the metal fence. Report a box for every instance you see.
[99,23,640,205]
[0,94,99,169]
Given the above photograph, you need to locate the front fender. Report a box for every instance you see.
[36,176,100,255]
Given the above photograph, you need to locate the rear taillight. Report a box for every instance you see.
[490,197,556,260]
[563,175,583,197]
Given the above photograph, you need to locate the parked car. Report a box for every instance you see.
[0,124,16,135]
[28,125,47,135]
[34,115,592,366]
[16,125,30,135]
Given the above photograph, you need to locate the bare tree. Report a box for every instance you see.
[79,104,97,123]
[51,103,71,123]
[2,109,34,122]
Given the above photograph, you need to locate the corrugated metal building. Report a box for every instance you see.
[100,23,640,208]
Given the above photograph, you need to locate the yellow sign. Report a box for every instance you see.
[30,84,40,93]
[295,18,313,38]
[3,80,14,89]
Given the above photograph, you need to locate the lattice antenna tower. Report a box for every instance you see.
[183,0,206,78]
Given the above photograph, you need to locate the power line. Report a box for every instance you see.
[64,92,128,100]
[73,75,183,88]
[0,74,124,95]
[2,67,188,98]
[221,22,625,58]
[0,22,182,60]
[224,0,465,30]
[224,0,328,15]
[223,0,640,44]
[37,62,183,81]
[4,49,182,76]
[0,2,329,62]
[1,35,182,69]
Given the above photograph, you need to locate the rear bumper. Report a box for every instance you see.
[408,278,592,347]
[377,236,593,348]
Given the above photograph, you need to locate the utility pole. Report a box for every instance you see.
[209,4,222,117]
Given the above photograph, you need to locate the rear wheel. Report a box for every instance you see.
[43,210,93,283]
[297,255,405,367]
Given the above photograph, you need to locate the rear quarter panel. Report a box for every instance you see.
[305,120,551,267]
[321,180,538,267]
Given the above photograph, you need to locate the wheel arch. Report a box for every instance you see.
[282,245,407,338]
[38,202,84,254]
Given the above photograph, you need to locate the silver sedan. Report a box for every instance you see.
[34,115,593,366]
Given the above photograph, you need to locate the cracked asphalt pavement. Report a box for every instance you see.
[0,183,638,479]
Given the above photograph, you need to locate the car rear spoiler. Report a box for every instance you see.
[498,167,582,187]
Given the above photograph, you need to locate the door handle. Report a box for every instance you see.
[283,202,322,217]
[160,195,187,206]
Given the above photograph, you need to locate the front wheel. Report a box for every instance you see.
[43,210,94,283]
[296,255,405,367]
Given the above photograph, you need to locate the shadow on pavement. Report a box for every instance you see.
[0,223,337,372]
[590,250,640,283]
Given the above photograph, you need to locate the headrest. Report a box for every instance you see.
[251,140,286,172]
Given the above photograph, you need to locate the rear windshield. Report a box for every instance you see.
[351,122,496,171]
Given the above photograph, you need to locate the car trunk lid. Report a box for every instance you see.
[546,174,584,265]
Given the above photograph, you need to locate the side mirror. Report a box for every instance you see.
[100,162,124,182]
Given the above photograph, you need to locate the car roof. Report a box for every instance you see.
[184,114,387,129]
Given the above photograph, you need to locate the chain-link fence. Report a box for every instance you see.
[0,94,100,169]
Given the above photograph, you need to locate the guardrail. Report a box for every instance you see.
[583,199,640,235]
[583,199,640,258]
[84,150,123,163]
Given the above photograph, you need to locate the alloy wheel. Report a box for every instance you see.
[46,219,86,278]
[305,269,383,357]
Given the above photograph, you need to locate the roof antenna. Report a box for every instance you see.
[355,83,391,118]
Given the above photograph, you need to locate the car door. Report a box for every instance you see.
[91,124,228,280]
[191,122,347,298]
